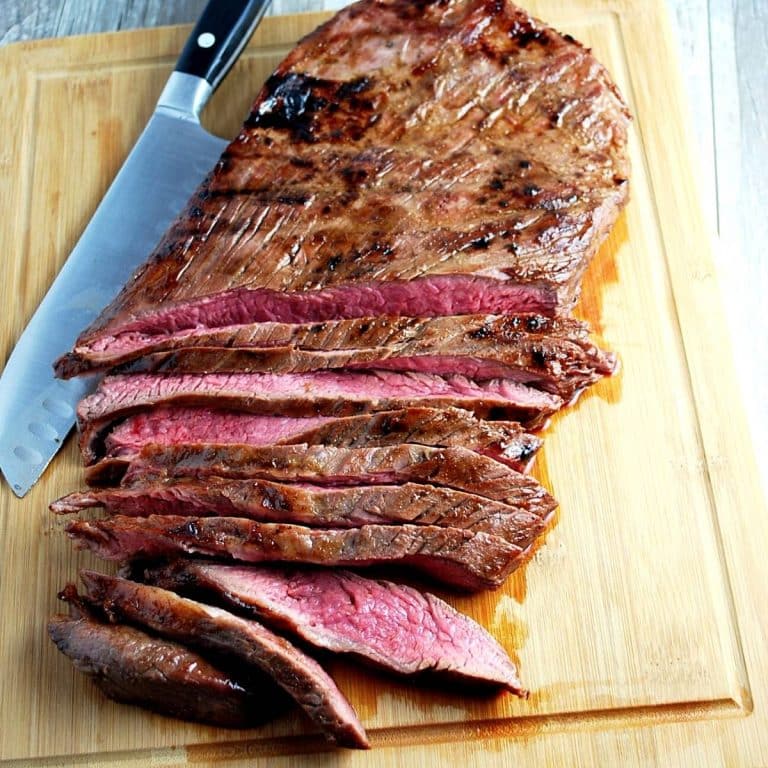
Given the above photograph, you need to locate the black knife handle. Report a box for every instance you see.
[175,0,272,93]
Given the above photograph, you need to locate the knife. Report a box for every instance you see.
[0,0,271,497]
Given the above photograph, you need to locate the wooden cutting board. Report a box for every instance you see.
[1,2,766,765]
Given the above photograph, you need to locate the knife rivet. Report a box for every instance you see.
[197,32,216,49]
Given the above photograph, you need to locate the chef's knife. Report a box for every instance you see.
[0,0,271,497]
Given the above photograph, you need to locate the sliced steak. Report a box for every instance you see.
[48,613,280,727]
[92,406,541,473]
[51,478,551,550]
[78,372,560,465]
[117,444,557,519]
[67,516,524,591]
[59,0,629,371]
[60,314,615,405]
[77,571,368,748]
[143,562,527,696]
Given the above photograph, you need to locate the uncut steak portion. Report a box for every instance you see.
[143,562,527,696]
[48,613,281,728]
[60,315,615,404]
[100,407,542,473]
[67,516,524,591]
[52,478,552,550]
[78,372,561,465]
[78,571,369,748]
[59,0,630,369]
[117,444,557,518]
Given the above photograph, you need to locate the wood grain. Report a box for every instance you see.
[0,1,766,765]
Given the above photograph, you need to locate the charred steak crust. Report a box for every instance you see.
[66,516,524,591]
[142,562,528,696]
[78,571,369,748]
[60,0,629,361]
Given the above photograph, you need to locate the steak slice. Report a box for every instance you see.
[117,444,557,519]
[59,314,615,405]
[51,478,551,550]
[67,516,524,591]
[90,406,541,472]
[78,372,561,466]
[77,571,368,748]
[48,613,280,728]
[60,0,629,367]
[143,562,528,696]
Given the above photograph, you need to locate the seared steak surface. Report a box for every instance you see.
[144,563,527,696]
[62,0,629,361]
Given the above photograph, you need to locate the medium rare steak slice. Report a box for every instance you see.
[60,314,615,405]
[117,444,557,519]
[78,372,561,465]
[67,516,524,591]
[48,613,280,728]
[60,0,629,365]
[143,563,528,696]
[78,571,369,748]
[52,478,551,550]
[101,407,541,473]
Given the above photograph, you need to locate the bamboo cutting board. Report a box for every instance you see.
[1,2,766,765]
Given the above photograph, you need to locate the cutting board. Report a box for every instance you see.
[1,2,766,765]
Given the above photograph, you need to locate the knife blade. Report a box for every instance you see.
[0,0,271,497]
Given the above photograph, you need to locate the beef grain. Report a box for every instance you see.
[143,562,528,696]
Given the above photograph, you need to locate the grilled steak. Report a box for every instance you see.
[58,0,629,372]
[48,613,280,727]
[67,517,524,591]
[116,444,557,518]
[51,478,551,549]
[78,373,561,465]
[90,406,541,472]
[143,562,528,696]
[59,314,615,404]
[77,571,369,748]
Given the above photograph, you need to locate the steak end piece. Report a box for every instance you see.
[48,613,281,728]
[78,571,369,749]
[145,562,528,697]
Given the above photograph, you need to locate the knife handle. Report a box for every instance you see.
[175,0,272,94]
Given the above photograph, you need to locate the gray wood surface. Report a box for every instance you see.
[0,0,765,486]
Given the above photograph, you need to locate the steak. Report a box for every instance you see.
[51,478,552,549]
[77,571,369,748]
[91,406,541,472]
[143,562,528,696]
[67,516,525,591]
[117,444,557,518]
[77,372,561,465]
[59,314,615,404]
[48,613,281,727]
[59,0,629,368]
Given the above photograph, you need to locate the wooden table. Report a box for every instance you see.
[1,0,765,495]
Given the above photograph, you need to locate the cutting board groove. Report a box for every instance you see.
[0,3,766,766]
